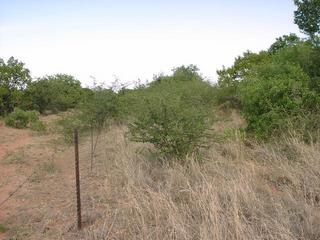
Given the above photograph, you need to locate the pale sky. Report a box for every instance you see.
[0,0,302,87]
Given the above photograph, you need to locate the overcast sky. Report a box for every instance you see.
[0,0,302,87]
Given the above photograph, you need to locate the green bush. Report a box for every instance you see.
[4,108,45,131]
[5,108,30,128]
[239,61,320,139]
[23,74,84,113]
[78,87,119,129]
[128,66,214,160]
[0,57,31,116]
[129,98,211,160]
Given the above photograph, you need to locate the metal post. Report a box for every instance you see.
[90,126,94,172]
[74,129,82,230]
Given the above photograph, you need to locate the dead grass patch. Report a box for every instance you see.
[88,126,320,240]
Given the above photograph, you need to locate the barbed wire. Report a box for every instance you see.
[0,170,36,209]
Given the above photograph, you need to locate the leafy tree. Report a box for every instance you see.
[294,0,320,38]
[0,57,31,115]
[268,34,302,54]
[217,51,271,88]
[172,64,202,81]
[273,41,320,92]
[239,61,319,139]
[24,74,83,113]
[216,51,271,107]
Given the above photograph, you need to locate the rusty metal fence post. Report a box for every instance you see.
[74,129,82,230]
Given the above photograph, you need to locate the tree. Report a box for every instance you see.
[273,41,320,92]
[239,61,319,139]
[268,34,302,54]
[294,0,320,38]
[217,51,271,88]
[0,57,31,115]
[24,74,83,113]
[215,51,271,107]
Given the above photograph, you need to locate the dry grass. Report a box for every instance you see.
[3,148,28,164]
[3,112,318,240]
[82,124,320,240]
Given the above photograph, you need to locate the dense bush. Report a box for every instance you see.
[216,51,271,108]
[216,31,320,141]
[56,87,119,143]
[5,108,30,128]
[0,57,31,115]
[23,74,84,113]
[4,108,44,130]
[78,87,119,129]
[130,97,210,159]
[239,61,320,139]
[2,0,320,151]
[128,66,214,160]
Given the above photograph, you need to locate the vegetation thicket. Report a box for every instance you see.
[2,1,320,239]
[1,0,320,157]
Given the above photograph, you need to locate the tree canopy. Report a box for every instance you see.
[0,57,31,115]
[294,0,320,38]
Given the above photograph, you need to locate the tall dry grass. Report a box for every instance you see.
[84,125,320,240]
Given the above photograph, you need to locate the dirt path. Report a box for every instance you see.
[0,125,34,218]
[0,122,108,240]
[0,125,32,160]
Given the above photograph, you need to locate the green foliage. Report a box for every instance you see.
[172,64,202,81]
[3,0,320,149]
[273,42,320,92]
[24,74,83,113]
[4,108,44,130]
[5,108,31,128]
[55,86,120,143]
[239,61,319,139]
[78,87,119,130]
[216,51,271,107]
[216,31,320,141]
[130,98,210,160]
[56,113,86,143]
[0,57,31,115]
[268,34,302,54]
[128,66,214,160]
[217,51,271,88]
[294,0,320,38]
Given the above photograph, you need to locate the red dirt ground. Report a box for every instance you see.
[0,118,107,240]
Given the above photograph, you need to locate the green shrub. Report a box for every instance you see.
[129,79,214,158]
[0,57,31,116]
[239,62,320,139]
[129,98,211,160]
[78,88,119,129]
[23,74,84,113]
[5,108,31,128]
[4,108,45,131]
[126,65,215,160]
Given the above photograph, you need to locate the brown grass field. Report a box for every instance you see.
[0,112,320,240]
